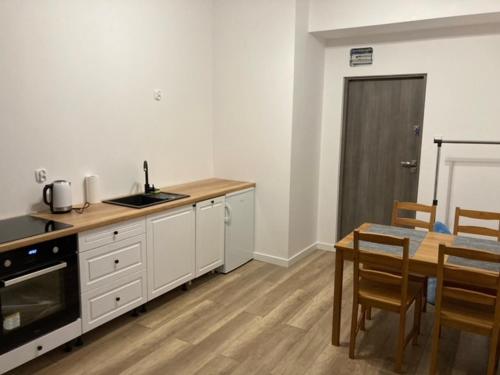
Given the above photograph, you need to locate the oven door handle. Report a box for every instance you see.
[1,261,68,287]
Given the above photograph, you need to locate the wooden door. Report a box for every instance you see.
[146,205,195,300]
[338,75,427,239]
[195,196,225,277]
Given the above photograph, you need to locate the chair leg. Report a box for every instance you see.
[413,294,422,344]
[395,309,406,373]
[487,330,500,375]
[495,338,500,375]
[360,305,366,331]
[429,317,441,374]
[422,278,428,312]
[496,338,500,370]
[349,300,360,359]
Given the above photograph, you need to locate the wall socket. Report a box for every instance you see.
[35,168,47,184]
[153,89,162,101]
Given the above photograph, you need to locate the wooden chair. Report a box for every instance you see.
[453,207,500,241]
[350,230,423,373]
[391,201,437,231]
[430,244,500,375]
[393,201,436,311]
[366,200,434,319]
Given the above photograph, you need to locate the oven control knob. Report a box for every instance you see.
[52,246,59,254]
[4,259,11,268]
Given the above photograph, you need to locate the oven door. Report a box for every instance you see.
[0,255,79,354]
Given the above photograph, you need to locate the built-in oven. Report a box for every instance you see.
[0,235,79,354]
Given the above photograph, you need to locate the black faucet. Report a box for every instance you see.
[143,160,155,194]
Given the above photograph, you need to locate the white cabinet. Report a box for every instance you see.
[146,205,196,300]
[76,190,249,332]
[195,196,225,277]
[78,218,147,333]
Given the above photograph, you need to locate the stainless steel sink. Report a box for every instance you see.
[103,192,190,209]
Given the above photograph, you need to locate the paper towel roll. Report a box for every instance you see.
[85,175,100,204]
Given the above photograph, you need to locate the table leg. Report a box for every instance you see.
[332,249,344,346]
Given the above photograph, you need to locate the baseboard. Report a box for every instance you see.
[253,252,289,267]
[288,243,318,266]
[316,242,335,252]
[254,242,323,268]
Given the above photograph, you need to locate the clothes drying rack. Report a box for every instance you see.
[432,138,500,206]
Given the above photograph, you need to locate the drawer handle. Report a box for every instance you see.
[37,345,43,351]
[211,200,214,204]
[113,231,119,236]
[114,259,120,265]
[116,297,121,302]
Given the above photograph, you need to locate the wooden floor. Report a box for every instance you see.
[7,250,495,375]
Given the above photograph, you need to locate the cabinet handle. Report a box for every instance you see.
[211,200,214,204]
[114,259,119,264]
[113,231,119,236]
[37,345,43,351]
[225,203,232,224]
[116,297,121,302]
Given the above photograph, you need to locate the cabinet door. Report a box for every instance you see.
[196,196,225,277]
[146,205,196,300]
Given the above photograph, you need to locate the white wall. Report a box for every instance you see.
[288,0,325,257]
[212,0,296,259]
[310,0,500,32]
[317,32,500,246]
[0,0,214,219]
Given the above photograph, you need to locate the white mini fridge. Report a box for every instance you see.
[219,188,255,273]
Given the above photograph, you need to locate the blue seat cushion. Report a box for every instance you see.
[433,221,451,234]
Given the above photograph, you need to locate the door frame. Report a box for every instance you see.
[336,73,428,241]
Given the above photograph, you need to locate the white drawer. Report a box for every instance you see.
[0,319,81,374]
[196,195,225,209]
[79,234,146,292]
[78,218,146,252]
[81,271,147,333]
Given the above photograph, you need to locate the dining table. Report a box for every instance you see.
[331,222,500,346]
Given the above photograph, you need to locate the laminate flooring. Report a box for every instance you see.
[6,251,494,374]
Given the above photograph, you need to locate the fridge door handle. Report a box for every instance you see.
[225,203,232,224]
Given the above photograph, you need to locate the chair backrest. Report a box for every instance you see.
[436,244,500,331]
[391,201,437,231]
[353,230,410,305]
[453,207,500,241]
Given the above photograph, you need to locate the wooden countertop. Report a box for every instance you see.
[0,178,255,253]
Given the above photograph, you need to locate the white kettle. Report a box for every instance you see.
[43,180,72,213]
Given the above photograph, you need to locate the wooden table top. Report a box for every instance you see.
[335,223,456,276]
[0,178,255,253]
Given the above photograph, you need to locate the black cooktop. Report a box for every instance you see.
[0,215,73,245]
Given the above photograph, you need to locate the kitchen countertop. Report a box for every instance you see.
[0,178,255,253]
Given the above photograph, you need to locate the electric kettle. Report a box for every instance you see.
[43,180,73,213]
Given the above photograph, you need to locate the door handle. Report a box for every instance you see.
[1,262,67,287]
[400,160,418,168]
[224,203,232,224]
